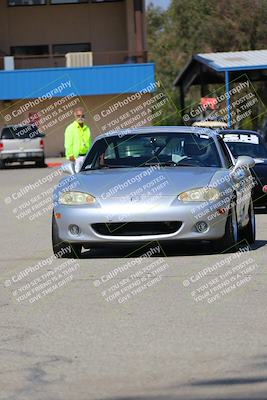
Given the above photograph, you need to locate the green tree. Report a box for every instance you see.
[146,0,267,125]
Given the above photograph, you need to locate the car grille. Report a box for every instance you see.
[91,221,182,236]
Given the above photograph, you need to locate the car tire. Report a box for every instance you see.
[52,213,81,258]
[36,157,47,168]
[243,201,256,245]
[214,202,240,253]
[0,160,5,169]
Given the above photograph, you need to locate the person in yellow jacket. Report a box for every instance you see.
[64,107,92,171]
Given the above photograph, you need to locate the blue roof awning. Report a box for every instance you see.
[0,63,156,100]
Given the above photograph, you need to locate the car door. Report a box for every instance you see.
[218,137,251,228]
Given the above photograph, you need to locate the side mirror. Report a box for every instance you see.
[232,156,255,173]
[61,162,76,175]
[231,156,255,182]
[75,156,85,173]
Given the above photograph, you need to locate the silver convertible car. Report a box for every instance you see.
[52,127,255,258]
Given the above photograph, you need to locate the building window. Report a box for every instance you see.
[50,0,123,3]
[8,0,46,5]
[10,45,49,55]
[8,0,124,4]
[91,0,124,2]
[50,0,88,4]
[52,43,91,54]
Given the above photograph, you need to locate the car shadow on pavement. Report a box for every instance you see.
[255,207,267,214]
[250,239,267,250]
[102,395,267,400]
[101,374,267,400]
[79,239,266,259]
[98,334,267,400]
[80,242,214,259]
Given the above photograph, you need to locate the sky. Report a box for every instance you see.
[146,0,171,9]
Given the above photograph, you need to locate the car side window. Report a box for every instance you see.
[105,142,116,159]
[219,138,234,168]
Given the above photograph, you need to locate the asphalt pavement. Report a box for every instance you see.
[0,160,267,400]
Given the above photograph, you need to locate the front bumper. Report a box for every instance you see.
[54,198,229,245]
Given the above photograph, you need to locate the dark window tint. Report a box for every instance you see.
[50,0,123,3]
[82,132,222,170]
[1,126,41,140]
[218,138,233,168]
[50,0,87,3]
[52,43,91,54]
[91,0,124,2]
[227,142,267,159]
[11,45,49,56]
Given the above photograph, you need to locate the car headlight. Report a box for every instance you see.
[178,188,220,202]
[59,191,96,205]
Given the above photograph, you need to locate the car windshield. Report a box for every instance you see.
[1,125,42,140]
[226,142,267,159]
[82,132,222,170]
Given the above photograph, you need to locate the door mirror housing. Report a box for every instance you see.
[75,156,85,173]
[232,156,255,173]
[61,162,76,175]
[231,156,255,182]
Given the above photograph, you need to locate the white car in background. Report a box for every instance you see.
[192,120,228,129]
[0,124,46,168]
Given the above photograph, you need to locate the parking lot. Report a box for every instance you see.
[1,162,267,400]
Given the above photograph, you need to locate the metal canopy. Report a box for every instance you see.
[195,50,267,71]
[174,50,267,127]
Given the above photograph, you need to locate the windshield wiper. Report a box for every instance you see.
[142,161,161,167]
[84,164,131,170]
[174,163,198,167]
[100,165,131,169]
[143,161,198,167]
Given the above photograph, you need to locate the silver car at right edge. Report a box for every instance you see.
[52,127,256,258]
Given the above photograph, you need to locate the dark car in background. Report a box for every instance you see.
[0,125,46,168]
[221,130,267,207]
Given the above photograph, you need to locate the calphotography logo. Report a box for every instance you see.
[93,244,170,305]
[182,246,259,304]
[3,167,80,222]
[91,79,177,136]
[2,249,80,306]
[0,4,266,400]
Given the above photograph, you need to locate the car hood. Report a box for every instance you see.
[57,166,224,198]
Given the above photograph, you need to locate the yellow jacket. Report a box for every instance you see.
[64,120,92,160]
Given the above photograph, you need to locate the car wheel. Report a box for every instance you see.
[214,203,240,253]
[0,160,5,169]
[52,213,81,258]
[36,157,47,168]
[243,200,256,245]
